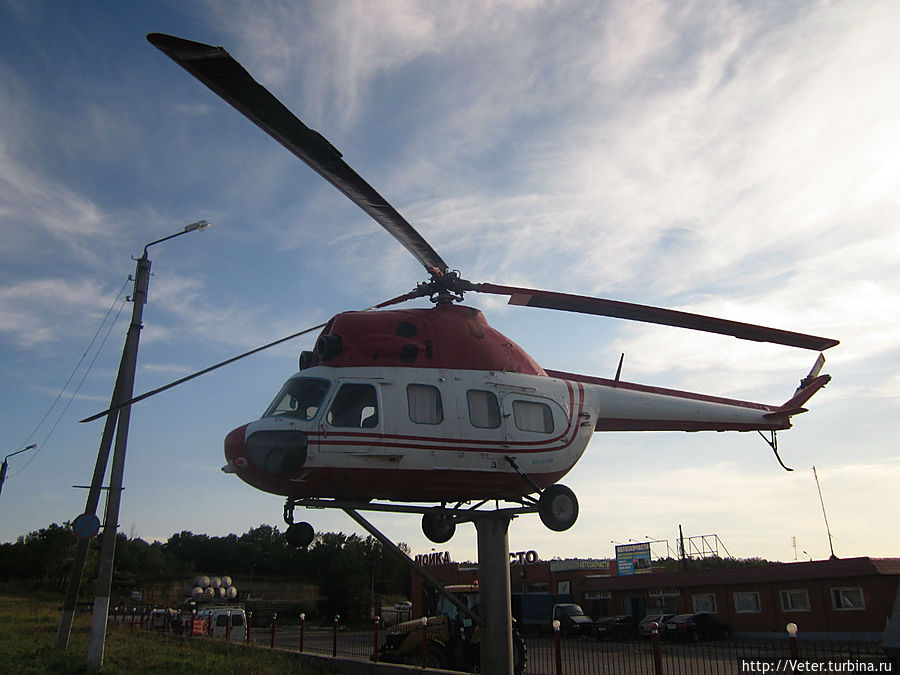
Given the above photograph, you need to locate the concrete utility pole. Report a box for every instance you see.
[52,221,210,669]
[84,250,150,670]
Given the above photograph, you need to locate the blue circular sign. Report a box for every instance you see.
[73,513,101,539]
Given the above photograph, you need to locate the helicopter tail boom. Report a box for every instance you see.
[546,367,830,433]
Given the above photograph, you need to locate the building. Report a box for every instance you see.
[412,552,900,640]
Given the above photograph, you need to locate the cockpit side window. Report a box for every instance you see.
[327,383,379,428]
[264,378,331,420]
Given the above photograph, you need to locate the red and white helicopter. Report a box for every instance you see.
[148,34,838,547]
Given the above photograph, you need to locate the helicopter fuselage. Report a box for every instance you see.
[222,304,821,504]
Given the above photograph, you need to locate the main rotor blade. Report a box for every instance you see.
[475,283,839,351]
[79,322,325,424]
[79,290,415,424]
[147,33,448,275]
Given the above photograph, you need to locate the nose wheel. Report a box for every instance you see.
[283,498,316,548]
[422,510,457,543]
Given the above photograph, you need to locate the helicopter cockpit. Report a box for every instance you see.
[264,377,330,421]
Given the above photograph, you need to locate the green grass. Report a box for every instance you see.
[0,596,335,673]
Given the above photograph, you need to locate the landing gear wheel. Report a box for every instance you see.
[422,511,456,543]
[285,521,315,548]
[538,484,579,532]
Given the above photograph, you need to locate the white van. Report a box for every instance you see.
[194,606,246,641]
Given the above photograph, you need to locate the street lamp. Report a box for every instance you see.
[53,220,210,668]
[0,444,37,498]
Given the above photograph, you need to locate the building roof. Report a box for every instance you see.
[582,557,900,592]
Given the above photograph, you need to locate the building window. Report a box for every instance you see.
[407,384,443,424]
[467,390,500,428]
[512,400,554,433]
[733,592,762,613]
[692,593,717,614]
[779,589,811,612]
[327,383,378,428]
[831,587,865,611]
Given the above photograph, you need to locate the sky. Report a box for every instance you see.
[1,0,898,572]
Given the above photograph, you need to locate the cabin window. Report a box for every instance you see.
[467,390,500,428]
[408,384,443,424]
[733,592,761,613]
[264,377,330,420]
[327,383,379,428]
[831,587,865,610]
[779,589,811,612]
[513,400,554,434]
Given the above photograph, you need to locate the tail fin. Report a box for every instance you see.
[763,354,831,421]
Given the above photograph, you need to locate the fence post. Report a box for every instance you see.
[130,607,136,631]
[299,613,305,652]
[651,622,663,675]
[372,616,380,662]
[787,622,799,659]
[270,613,278,649]
[246,610,252,644]
[420,617,429,668]
[190,609,196,637]
[333,615,340,657]
[225,610,231,642]
[553,619,562,675]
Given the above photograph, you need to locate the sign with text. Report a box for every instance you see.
[615,542,652,576]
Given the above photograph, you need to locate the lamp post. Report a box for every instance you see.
[0,444,37,498]
[52,220,209,668]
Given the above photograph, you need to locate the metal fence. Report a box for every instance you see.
[118,608,893,674]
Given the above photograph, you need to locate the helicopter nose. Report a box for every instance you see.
[223,424,250,473]
[245,429,309,476]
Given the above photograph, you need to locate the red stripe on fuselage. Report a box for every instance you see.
[309,381,584,454]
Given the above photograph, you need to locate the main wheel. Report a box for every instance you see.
[422,511,456,543]
[538,484,579,531]
[513,623,527,675]
[285,521,315,548]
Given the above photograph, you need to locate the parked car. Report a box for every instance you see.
[552,603,594,636]
[663,613,730,641]
[638,613,674,637]
[594,614,638,640]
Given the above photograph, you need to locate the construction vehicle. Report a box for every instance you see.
[379,584,525,673]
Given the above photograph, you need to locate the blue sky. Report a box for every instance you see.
[1,0,898,567]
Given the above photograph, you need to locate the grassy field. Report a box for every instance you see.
[0,596,335,673]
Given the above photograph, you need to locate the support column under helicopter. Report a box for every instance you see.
[475,512,515,675]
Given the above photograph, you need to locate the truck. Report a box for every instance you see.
[380,584,525,674]
[512,592,593,635]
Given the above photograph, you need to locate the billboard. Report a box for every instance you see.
[615,542,652,576]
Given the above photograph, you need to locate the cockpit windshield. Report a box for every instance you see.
[264,378,331,420]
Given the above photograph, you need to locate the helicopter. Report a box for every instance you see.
[148,33,838,548]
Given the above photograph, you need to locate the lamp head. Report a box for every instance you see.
[184,219,211,233]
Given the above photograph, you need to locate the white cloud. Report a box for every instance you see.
[0,278,121,347]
